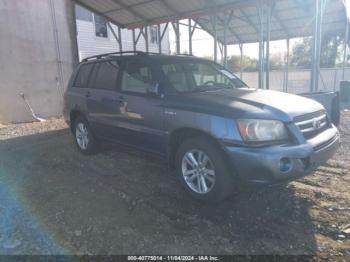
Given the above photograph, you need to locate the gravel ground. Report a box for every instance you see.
[0,118,67,140]
[0,112,349,258]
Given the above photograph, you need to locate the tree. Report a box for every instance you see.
[270,53,285,70]
[290,29,349,69]
[226,55,258,72]
[290,38,312,69]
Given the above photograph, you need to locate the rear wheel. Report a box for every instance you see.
[175,136,234,202]
[73,116,97,154]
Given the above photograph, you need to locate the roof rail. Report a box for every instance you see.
[82,51,147,62]
[81,51,197,63]
[175,53,194,57]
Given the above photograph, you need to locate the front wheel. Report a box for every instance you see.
[73,116,97,155]
[175,136,234,202]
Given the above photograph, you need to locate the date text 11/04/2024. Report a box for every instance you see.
[127,256,220,261]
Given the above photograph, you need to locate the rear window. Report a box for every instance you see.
[74,63,94,88]
[94,61,120,90]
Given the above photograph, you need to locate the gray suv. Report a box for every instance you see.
[64,51,340,202]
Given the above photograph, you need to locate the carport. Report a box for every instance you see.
[1,0,350,256]
[75,0,349,93]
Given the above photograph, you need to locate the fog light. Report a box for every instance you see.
[279,157,292,173]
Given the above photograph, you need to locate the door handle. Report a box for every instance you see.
[85,91,91,98]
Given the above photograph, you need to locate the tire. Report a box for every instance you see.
[73,116,97,155]
[175,136,234,203]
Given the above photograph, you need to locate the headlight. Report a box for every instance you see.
[237,119,289,142]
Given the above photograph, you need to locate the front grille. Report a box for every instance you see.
[294,110,330,140]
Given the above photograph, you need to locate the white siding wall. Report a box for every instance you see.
[76,19,170,61]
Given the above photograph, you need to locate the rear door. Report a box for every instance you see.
[69,62,95,116]
[115,57,166,155]
[85,59,123,138]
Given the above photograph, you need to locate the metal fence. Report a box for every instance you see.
[238,67,350,94]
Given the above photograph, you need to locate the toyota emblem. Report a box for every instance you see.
[313,119,322,129]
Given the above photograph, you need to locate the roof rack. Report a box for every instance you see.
[82,51,147,62]
[175,53,194,57]
[81,51,196,62]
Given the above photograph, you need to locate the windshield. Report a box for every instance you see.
[161,60,248,92]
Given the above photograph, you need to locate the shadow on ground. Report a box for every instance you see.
[0,129,317,255]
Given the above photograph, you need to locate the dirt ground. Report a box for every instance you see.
[0,111,349,258]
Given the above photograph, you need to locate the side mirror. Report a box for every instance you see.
[147,83,162,97]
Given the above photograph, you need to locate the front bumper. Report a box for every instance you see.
[224,125,340,185]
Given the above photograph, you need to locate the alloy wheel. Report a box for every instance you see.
[181,149,216,194]
[75,122,89,150]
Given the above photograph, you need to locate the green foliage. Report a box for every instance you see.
[290,38,313,69]
[290,30,348,69]
[270,53,285,70]
[226,55,258,72]
[226,53,286,72]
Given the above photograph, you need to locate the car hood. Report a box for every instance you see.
[170,88,325,121]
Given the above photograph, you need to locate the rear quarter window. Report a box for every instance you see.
[74,63,94,88]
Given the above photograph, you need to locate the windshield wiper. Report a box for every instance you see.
[195,86,226,92]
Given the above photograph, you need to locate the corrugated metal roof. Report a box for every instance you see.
[75,0,349,44]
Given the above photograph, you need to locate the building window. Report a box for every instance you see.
[94,14,108,38]
[150,26,158,44]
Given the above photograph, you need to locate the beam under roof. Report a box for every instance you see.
[74,0,349,45]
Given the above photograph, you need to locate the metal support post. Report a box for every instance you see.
[188,19,197,56]
[220,11,234,66]
[118,27,122,52]
[133,27,149,52]
[157,22,169,54]
[172,21,180,54]
[257,2,264,89]
[132,29,136,51]
[211,16,218,63]
[284,38,290,92]
[218,43,224,63]
[108,23,122,52]
[188,19,192,55]
[310,0,324,92]
[266,3,271,90]
[223,18,228,67]
[176,20,180,54]
[144,26,149,52]
[158,25,162,54]
[343,19,349,80]
[239,43,243,78]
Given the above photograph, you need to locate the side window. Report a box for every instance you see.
[161,63,187,92]
[121,61,155,94]
[94,14,108,38]
[74,63,94,88]
[188,63,230,86]
[94,61,120,90]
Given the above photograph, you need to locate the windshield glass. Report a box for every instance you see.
[161,60,248,92]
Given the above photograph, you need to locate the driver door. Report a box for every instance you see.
[114,57,166,155]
